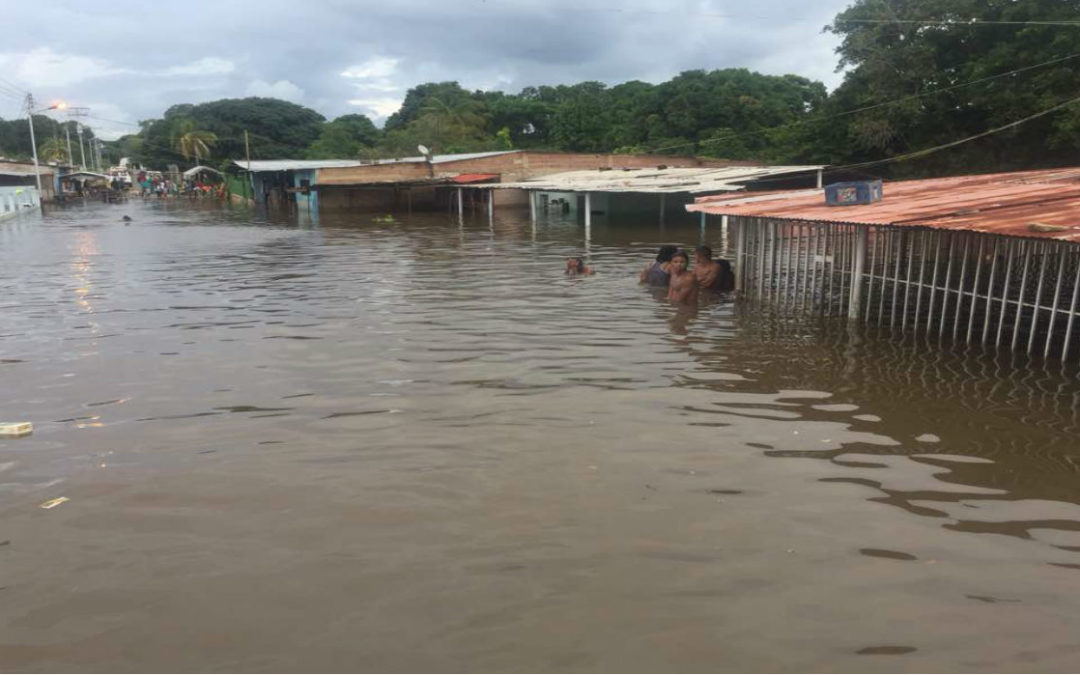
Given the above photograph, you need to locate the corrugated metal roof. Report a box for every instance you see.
[234,159,367,171]
[686,168,1080,242]
[491,165,825,194]
[235,151,520,173]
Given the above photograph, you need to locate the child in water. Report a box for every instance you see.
[565,258,596,276]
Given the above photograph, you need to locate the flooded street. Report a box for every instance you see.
[3,200,1080,672]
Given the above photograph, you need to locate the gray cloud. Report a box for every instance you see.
[0,0,852,140]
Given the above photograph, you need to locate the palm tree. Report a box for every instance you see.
[170,118,217,164]
[39,136,70,164]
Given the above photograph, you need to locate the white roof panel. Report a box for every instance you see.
[492,165,826,194]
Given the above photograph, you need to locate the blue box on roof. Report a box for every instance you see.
[824,180,883,206]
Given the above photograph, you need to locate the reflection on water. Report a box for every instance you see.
[1,200,1080,671]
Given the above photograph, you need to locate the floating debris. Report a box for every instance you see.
[39,497,69,510]
[0,422,33,438]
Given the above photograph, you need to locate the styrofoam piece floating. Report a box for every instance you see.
[0,422,33,438]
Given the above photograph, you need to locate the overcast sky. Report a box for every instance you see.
[0,0,854,140]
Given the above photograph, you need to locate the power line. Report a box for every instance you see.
[645,50,1080,155]
[744,92,1080,185]
[836,18,1080,27]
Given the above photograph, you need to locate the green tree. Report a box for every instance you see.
[306,114,381,158]
[170,118,217,163]
[822,0,1080,176]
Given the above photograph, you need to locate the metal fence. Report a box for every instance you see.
[732,217,1080,362]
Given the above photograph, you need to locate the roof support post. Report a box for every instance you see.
[487,188,494,225]
[848,226,868,320]
[734,217,745,293]
[816,169,823,189]
[457,187,464,220]
[529,191,537,225]
[584,192,592,238]
[659,194,666,227]
[699,211,706,244]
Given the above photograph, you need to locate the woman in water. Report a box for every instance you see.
[639,245,678,287]
[667,250,698,303]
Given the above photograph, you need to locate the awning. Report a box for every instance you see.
[183,165,223,178]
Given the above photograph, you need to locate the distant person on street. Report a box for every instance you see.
[565,257,596,276]
[667,250,698,303]
[639,245,678,286]
[693,246,735,292]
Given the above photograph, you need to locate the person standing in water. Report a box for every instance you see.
[693,246,735,292]
[667,250,698,303]
[639,245,678,286]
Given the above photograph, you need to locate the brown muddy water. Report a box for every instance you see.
[2,200,1080,673]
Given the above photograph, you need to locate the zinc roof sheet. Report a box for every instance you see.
[235,151,519,173]
[686,168,1080,242]
[492,165,824,194]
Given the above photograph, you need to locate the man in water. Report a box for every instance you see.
[565,258,596,276]
[639,245,678,286]
[667,250,698,303]
[693,246,735,292]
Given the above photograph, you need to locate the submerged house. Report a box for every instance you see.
[235,151,752,214]
[685,168,1080,362]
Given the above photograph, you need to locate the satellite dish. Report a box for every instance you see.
[417,144,430,156]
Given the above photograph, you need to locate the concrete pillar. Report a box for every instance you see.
[699,211,706,242]
[584,192,592,236]
[457,187,463,219]
[848,227,868,319]
[529,191,537,225]
[487,188,494,223]
[816,169,823,189]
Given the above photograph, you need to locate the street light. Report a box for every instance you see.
[26,98,66,198]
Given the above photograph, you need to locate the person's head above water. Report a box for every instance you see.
[566,257,586,274]
[656,245,678,263]
[694,245,712,263]
[669,249,689,271]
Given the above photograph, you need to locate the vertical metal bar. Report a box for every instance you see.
[849,227,868,319]
[939,232,957,337]
[825,226,835,315]
[891,230,904,328]
[902,231,916,330]
[758,220,767,300]
[926,231,943,335]
[734,218,746,292]
[981,238,1001,345]
[913,231,930,332]
[865,227,879,323]
[1044,243,1067,359]
[995,240,1017,348]
[1027,241,1050,354]
[799,223,810,310]
[1061,252,1080,361]
[877,228,892,325]
[1010,240,1033,351]
[967,235,984,341]
[786,222,794,304]
[952,234,971,341]
[793,224,804,310]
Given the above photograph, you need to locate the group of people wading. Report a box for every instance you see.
[566,245,735,303]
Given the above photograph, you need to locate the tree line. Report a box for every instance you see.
[5,0,1079,179]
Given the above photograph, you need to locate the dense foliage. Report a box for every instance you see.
[74,0,1080,179]
[0,117,96,164]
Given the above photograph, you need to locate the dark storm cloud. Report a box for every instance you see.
[0,0,853,139]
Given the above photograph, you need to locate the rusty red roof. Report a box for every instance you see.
[686,168,1080,242]
[450,173,500,184]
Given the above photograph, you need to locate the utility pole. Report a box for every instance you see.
[76,124,86,170]
[24,93,43,196]
[244,129,251,171]
[64,123,73,167]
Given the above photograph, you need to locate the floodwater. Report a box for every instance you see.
[2,200,1080,673]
